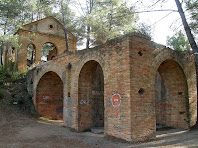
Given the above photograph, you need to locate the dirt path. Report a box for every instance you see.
[1,89,198,148]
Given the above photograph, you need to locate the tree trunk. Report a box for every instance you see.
[174,0,198,124]
[86,0,94,49]
[86,26,90,49]
[61,0,70,52]
[14,47,18,71]
[63,17,70,52]
[0,44,2,66]
[174,0,198,58]
[4,22,7,35]
[7,44,12,72]
[31,12,34,22]
[2,44,6,66]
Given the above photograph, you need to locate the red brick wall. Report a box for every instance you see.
[36,71,63,119]
[157,59,188,128]
[129,35,155,142]
[78,61,104,131]
[28,33,197,142]
[155,72,166,125]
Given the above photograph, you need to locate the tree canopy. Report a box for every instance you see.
[0,0,147,49]
[186,0,198,34]
[166,30,191,51]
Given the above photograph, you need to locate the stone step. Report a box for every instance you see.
[90,127,104,134]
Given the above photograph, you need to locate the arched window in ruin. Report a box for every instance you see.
[41,43,57,62]
[36,71,63,120]
[12,47,15,63]
[78,60,104,131]
[155,59,188,129]
[27,44,35,67]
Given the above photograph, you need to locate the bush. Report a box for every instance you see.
[0,66,6,85]
[9,70,27,82]
[9,98,23,105]
[0,65,28,85]
[0,90,4,100]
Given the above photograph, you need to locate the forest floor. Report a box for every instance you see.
[1,81,198,147]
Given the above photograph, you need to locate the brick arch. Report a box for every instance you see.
[74,53,109,83]
[27,43,36,66]
[34,63,65,90]
[73,53,109,97]
[41,42,58,50]
[36,71,64,119]
[150,48,197,128]
[151,49,183,76]
[78,60,104,131]
[27,43,36,48]
[72,53,109,131]
[33,64,65,120]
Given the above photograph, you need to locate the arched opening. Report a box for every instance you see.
[41,43,57,62]
[36,71,63,120]
[27,44,35,67]
[155,59,189,129]
[11,47,15,63]
[78,60,104,131]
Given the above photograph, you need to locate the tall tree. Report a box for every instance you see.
[0,0,26,35]
[185,0,198,34]
[166,30,190,51]
[174,0,198,62]
[79,0,137,48]
[60,0,70,52]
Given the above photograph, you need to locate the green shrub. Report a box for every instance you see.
[11,93,16,98]
[0,90,4,100]
[9,98,23,105]
[0,66,6,84]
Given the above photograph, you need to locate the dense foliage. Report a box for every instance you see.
[166,30,191,51]
[0,0,141,48]
[186,0,198,34]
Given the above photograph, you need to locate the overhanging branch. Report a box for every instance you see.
[134,9,178,13]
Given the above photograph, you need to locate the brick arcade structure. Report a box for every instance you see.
[26,31,197,142]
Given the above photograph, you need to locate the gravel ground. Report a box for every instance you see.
[1,89,198,148]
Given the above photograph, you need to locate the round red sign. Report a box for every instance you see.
[111,93,121,106]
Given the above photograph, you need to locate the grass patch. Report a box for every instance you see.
[0,66,28,86]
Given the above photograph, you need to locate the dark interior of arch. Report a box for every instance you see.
[155,59,189,129]
[78,60,104,131]
[36,71,63,120]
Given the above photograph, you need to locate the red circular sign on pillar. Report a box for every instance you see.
[111,93,121,107]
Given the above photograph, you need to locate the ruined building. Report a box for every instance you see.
[1,16,77,71]
[5,17,198,142]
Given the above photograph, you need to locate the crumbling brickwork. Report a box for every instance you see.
[36,71,63,119]
[16,16,77,71]
[26,32,197,142]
